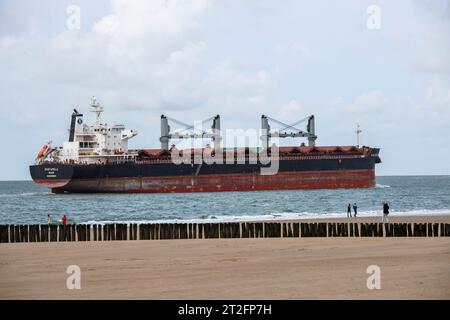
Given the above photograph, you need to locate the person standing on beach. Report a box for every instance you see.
[347,203,352,218]
[353,203,358,217]
[47,214,53,225]
[61,214,67,225]
[382,202,390,223]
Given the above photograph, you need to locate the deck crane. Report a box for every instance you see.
[261,114,317,149]
[160,114,221,150]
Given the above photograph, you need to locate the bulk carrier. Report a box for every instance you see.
[30,98,381,193]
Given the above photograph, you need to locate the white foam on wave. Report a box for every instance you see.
[20,192,52,196]
[85,208,450,225]
[376,184,391,188]
[0,191,51,198]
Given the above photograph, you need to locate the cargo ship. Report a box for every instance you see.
[30,98,381,193]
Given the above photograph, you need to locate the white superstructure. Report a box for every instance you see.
[37,98,138,164]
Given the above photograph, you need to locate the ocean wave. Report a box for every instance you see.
[0,191,51,198]
[84,209,450,225]
[376,184,391,188]
[20,192,52,197]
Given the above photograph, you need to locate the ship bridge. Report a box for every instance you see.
[39,98,138,164]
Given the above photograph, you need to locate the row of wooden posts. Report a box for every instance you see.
[1,222,449,243]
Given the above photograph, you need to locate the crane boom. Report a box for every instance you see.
[160,114,221,150]
[261,114,317,149]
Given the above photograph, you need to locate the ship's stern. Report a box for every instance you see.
[29,164,74,193]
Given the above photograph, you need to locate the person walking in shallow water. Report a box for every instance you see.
[347,203,352,218]
[47,214,53,225]
[353,203,358,217]
[382,202,390,223]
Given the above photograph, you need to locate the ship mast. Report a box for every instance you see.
[90,96,104,125]
[355,123,362,148]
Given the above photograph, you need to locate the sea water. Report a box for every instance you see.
[0,176,449,224]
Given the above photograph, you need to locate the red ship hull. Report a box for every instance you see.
[36,169,376,193]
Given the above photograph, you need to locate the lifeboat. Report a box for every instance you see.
[36,142,53,160]
[37,145,49,158]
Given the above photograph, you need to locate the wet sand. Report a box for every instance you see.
[1,215,449,300]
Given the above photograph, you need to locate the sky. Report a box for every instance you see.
[0,0,449,180]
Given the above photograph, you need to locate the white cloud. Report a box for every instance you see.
[425,78,450,106]
[405,1,450,75]
[275,99,305,120]
[411,30,450,75]
[0,0,214,115]
[344,90,386,114]
[274,42,312,58]
[94,15,120,35]
[95,0,210,38]
[0,0,274,118]
[202,60,270,100]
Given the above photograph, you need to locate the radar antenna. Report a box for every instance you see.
[90,96,104,124]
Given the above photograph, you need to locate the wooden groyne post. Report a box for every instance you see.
[0,222,449,243]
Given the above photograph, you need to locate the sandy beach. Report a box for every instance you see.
[1,215,449,300]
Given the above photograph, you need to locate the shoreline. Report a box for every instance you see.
[83,213,450,225]
[2,212,450,226]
